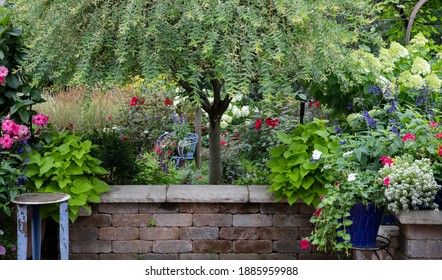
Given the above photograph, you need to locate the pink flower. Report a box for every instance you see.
[265,117,279,128]
[0,76,5,83]
[383,177,390,185]
[312,208,322,217]
[197,175,203,180]
[107,116,112,120]
[380,156,393,166]
[0,244,6,255]
[438,146,442,156]
[1,119,16,133]
[221,141,227,146]
[0,134,14,149]
[429,121,439,128]
[0,66,8,78]
[254,119,262,130]
[401,133,416,142]
[15,124,30,139]
[300,239,310,250]
[436,133,442,139]
[32,113,49,127]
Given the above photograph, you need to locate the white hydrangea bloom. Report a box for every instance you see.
[241,106,250,117]
[411,57,431,75]
[221,114,233,123]
[398,70,424,89]
[220,120,228,129]
[389,42,409,60]
[232,106,241,118]
[409,32,428,49]
[425,73,442,90]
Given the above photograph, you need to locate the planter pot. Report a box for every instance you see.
[346,202,384,248]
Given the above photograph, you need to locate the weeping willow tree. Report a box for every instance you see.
[13,0,378,184]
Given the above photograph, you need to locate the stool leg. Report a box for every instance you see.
[59,201,69,260]
[31,205,41,260]
[16,205,28,260]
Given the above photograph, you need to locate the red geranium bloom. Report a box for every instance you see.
[438,146,442,156]
[401,133,416,142]
[312,208,322,217]
[164,99,174,106]
[255,119,262,130]
[436,133,442,139]
[265,117,279,128]
[130,97,139,106]
[300,239,310,250]
[221,141,227,146]
[383,177,390,185]
[380,156,393,166]
[308,100,320,108]
[197,175,203,180]
[120,135,127,141]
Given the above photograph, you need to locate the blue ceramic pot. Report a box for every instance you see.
[346,202,384,248]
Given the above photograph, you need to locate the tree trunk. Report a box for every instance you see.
[208,116,223,184]
[195,106,202,169]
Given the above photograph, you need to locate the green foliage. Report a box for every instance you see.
[85,129,139,185]
[0,6,43,123]
[133,152,177,185]
[0,213,17,260]
[267,118,339,207]
[25,125,111,222]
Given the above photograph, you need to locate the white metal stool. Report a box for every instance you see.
[12,192,70,260]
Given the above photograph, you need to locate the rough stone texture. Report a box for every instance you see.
[180,227,219,240]
[71,241,112,254]
[100,185,167,203]
[220,253,259,260]
[394,210,442,225]
[400,224,442,240]
[139,203,180,214]
[273,214,311,227]
[260,203,299,214]
[112,240,152,254]
[259,227,298,240]
[219,203,259,214]
[99,254,139,260]
[140,254,179,260]
[153,240,192,253]
[167,185,248,203]
[193,214,232,227]
[233,240,272,253]
[153,214,192,226]
[139,227,179,240]
[180,203,220,213]
[180,253,220,260]
[233,214,272,227]
[98,203,139,214]
[220,228,258,240]
[399,238,442,259]
[193,240,232,253]
[112,214,152,227]
[73,214,112,227]
[98,227,138,241]
[70,227,98,241]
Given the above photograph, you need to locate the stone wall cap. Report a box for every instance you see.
[248,185,283,203]
[167,185,248,203]
[393,210,442,225]
[100,185,167,203]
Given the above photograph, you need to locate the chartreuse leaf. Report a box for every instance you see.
[269,145,286,157]
[301,176,315,189]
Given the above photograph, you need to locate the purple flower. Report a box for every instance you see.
[362,111,377,129]
[0,244,6,255]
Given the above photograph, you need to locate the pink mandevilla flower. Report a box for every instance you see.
[1,119,15,133]
[0,66,8,78]
[383,177,390,185]
[32,113,49,127]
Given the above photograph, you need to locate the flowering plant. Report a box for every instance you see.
[379,155,441,212]
[301,146,386,255]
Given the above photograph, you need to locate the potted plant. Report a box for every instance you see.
[300,144,386,255]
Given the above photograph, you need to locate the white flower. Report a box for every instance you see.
[312,150,322,160]
[343,151,353,158]
[220,121,228,129]
[221,114,233,123]
[232,106,241,118]
[103,127,109,133]
[348,173,357,181]
[112,126,119,130]
[241,106,250,117]
[411,57,431,75]
[0,230,3,236]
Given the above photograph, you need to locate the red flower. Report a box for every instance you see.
[130,97,139,106]
[197,175,203,180]
[380,156,393,166]
[312,208,322,217]
[383,177,390,185]
[221,141,227,146]
[300,239,310,250]
[438,145,442,156]
[255,119,262,130]
[401,133,416,142]
[164,99,174,106]
[308,100,320,108]
[436,133,442,139]
[429,121,439,128]
[120,135,127,141]
[265,117,279,128]
[107,116,112,121]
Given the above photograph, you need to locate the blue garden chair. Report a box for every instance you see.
[171,133,198,168]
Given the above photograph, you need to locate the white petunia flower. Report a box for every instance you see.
[312,150,322,160]
[348,173,357,181]
[343,151,353,158]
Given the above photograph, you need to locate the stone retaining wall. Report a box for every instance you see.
[69,185,337,260]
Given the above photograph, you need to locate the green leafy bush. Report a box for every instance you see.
[25,125,111,222]
[267,118,339,206]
